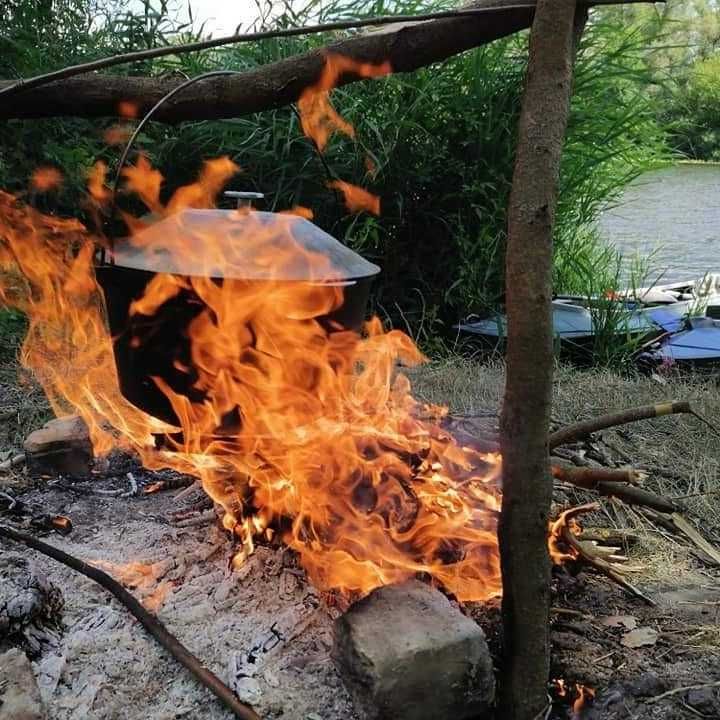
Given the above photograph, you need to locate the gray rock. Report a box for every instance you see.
[24,416,92,477]
[332,580,495,720]
[0,648,45,720]
[687,687,719,715]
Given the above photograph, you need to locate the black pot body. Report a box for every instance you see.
[96,265,373,425]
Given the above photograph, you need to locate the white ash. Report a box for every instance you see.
[2,483,359,720]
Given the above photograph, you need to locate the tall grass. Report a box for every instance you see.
[0,0,668,364]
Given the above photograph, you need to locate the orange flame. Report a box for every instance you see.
[572,684,596,717]
[0,156,503,602]
[280,205,314,220]
[298,53,391,152]
[553,679,595,718]
[88,161,111,207]
[104,124,133,146]
[30,167,63,192]
[549,507,581,565]
[118,100,139,119]
[91,559,172,611]
[328,180,380,215]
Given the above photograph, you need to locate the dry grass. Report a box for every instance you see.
[0,363,51,450]
[410,357,720,590]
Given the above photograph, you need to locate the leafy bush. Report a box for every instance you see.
[662,54,720,160]
[0,0,666,353]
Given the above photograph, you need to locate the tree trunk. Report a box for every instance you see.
[498,1,586,718]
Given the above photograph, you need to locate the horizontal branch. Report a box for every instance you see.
[0,0,662,122]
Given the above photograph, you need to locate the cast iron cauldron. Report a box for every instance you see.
[96,193,381,426]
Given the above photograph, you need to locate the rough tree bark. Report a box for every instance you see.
[0,1,534,121]
[498,1,587,718]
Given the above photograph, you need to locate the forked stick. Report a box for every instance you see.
[0,525,261,720]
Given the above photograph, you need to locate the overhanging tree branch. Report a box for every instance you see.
[0,0,662,122]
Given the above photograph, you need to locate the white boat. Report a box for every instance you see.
[622,274,720,318]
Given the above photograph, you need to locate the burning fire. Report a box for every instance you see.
[553,679,596,718]
[328,180,381,215]
[0,54,504,602]
[298,52,385,217]
[548,506,582,564]
[91,559,172,611]
[297,53,391,152]
[30,167,63,192]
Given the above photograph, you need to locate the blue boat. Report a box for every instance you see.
[640,316,720,368]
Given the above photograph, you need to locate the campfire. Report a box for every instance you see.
[3,39,720,720]
[0,54,502,606]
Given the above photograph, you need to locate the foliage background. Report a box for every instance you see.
[0,0,672,347]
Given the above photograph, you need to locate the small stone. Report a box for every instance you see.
[333,580,495,720]
[234,677,262,705]
[0,648,46,720]
[627,671,667,697]
[687,687,719,715]
[24,416,92,477]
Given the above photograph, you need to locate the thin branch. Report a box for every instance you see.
[0,525,261,720]
[558,503,655,605]
[548,400,720,449]
[551,464,646,488]
[0,0,665,100]
[647,681,720,704]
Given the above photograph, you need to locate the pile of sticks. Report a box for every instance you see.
[549,401,720,604]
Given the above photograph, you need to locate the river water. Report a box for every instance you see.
[598,164,720,284]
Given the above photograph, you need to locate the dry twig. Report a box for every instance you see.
[549,400,720,449]
[647,680,720,704]
[558,503,655,605]
[551,464,645,488]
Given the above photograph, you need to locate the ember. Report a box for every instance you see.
[30,166,62,192]
[552,679,596,718]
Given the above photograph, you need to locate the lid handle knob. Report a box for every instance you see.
[224,191,265,209]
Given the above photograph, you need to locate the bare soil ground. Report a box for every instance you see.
[1,359,719,719]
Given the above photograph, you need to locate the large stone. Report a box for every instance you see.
[0,648,45,720]
[24,416,92,477]
[333,580,495,720]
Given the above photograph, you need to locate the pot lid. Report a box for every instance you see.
[106,209,380,282]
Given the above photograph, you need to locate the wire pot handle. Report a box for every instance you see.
[101,70,244,262]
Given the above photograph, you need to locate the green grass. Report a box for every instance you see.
[0,308,27,364]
